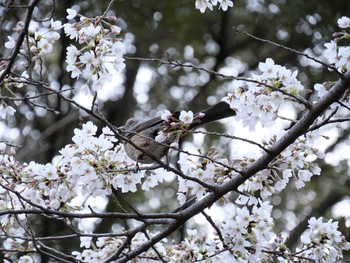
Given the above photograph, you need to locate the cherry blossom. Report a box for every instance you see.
[337,16,350,28]
[195,0,213,13]
[179,110,194,124]
[219,0,234,11]
[4,36,15,49]
[195,0,233,12]
[66,8,78,19]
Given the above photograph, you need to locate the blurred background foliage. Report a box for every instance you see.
[1,0,350,259]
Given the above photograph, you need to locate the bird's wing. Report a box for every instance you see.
[131,116,163,134]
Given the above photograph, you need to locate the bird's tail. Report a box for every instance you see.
[199,101,235,123]
[188,101,236,129]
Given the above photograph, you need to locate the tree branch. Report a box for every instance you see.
[111,71,350,262]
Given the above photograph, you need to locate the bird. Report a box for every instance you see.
[119,101,236,164]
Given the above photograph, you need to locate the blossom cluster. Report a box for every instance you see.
[217,201,274,261]
[237,132,323,201]
[64,8,126,93]
[2,19,63,119]
[0,123,111,214]
[319,15,350,114]
[177,150,231,205]
[168,228,215,261]
[1,7,126,121]
[0,121,169,212]
[10,215,350,263]
[0,122,167,258]
[223,57,304,131]
[5,19,63,72]
[72,232,168,262]
[218,58,327,199]
[167,205,350,262]
[323,16,350,72]
[298,217,350,262]
[72,236,125,262]
[155,109,196,144]
[195,0,234,13]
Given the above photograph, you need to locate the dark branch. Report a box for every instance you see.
[0,0,41,84]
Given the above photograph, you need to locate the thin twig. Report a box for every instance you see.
[33,0,56,22]
[0,88,73,102]
[232,26,341,75]
[189,129,272,154]
[308,106,338,131]
[0,140,22,148]
[102,0,115,17]
[124,55,311,108]
[337,100,350,112]
[0,3,30,8]
[201,210,226,247]
[308,116,350,132]
[111,189,129,213]
[142,230,167,263]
